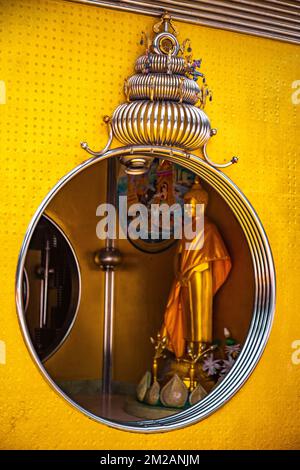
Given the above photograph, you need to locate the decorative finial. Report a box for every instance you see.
[81,13,239,170]
[153,11,178,36]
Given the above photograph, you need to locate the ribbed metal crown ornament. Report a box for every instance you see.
[81,12,238,170]
[112,13,211,150]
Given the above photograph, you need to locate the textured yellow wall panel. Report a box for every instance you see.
[0,0,299,450]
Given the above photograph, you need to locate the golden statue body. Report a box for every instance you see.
[161,178,232,359]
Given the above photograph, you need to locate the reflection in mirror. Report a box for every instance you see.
[20,158,255,424]
[23,215,80,361]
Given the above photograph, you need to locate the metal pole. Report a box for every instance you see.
[39,239,50,329]
[101,158,118,396]
[42,240,50,327]
[102,268,115,395]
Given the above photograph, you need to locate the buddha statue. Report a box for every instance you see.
[160,177,232,360]
[134,177,232,411]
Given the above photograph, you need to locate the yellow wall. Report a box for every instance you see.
[0,0,299,450]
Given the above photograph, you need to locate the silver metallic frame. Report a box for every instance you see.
[16,145,276,433]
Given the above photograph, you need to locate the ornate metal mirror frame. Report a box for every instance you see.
[15,12,276,432]
[16,143,275,432]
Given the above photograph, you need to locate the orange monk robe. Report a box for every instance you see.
[161,217,231,358]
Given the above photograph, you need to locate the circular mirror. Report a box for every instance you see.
[16,147,275,432]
